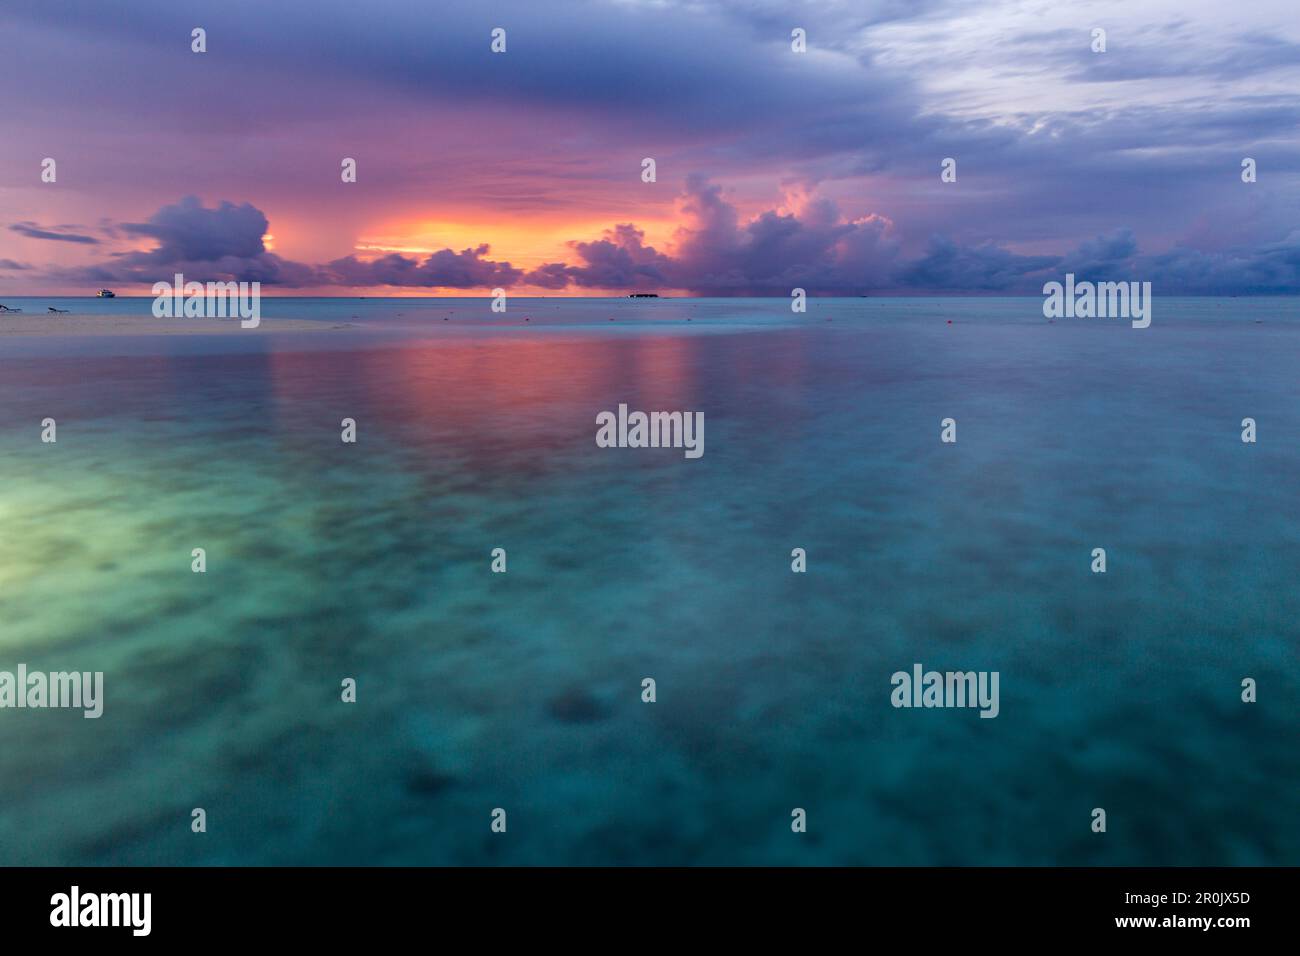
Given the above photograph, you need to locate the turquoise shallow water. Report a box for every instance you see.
[0,297,1296,865]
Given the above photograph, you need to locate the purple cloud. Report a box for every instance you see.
[320,246,523,289]
[530,177,901,294]
[52,187,1300,295]
[10,222,100,244]
[55,197,524,289]
[4,1,1299,296]
[119,197,268,262]
[895,237,1059,291]
[546,224,675,290]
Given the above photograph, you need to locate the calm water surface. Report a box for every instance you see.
[0,297,1295,864]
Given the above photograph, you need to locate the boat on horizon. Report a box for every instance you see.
[96,289,116,298]
[627,292,659,298]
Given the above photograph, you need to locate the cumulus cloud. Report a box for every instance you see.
[543,224,676,290]
[1138,232,1300,295]
[670,179,900,293]
[1040,226,1300,295]
[1061,228,1139,279]
[319,245,523,289]
[59,197,526,290]
[56,197,304,286]
[895,237,1059,291]
[634,182,1300,294]
[529,177,902,294]
[119,197,268,262]
[55,190,1300,295]
[896,227,1300,295]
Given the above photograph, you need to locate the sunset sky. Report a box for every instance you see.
[2,0,1299,295]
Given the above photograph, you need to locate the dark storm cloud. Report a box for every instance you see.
[0,0,928,172]
[5,1,1297,248]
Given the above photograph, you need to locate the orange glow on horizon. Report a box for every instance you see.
[354,214,679,272]
[244,207,683,294]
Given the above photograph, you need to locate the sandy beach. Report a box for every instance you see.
[0,312,350,336]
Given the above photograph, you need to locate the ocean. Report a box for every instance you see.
[0,296,1295,865]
